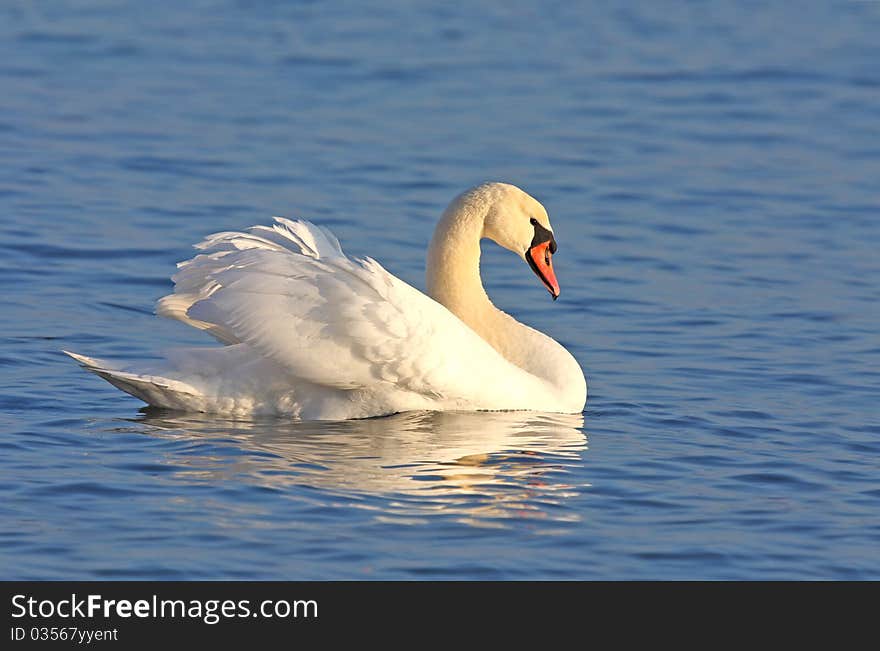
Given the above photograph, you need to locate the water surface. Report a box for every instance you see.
[1,2,879,579]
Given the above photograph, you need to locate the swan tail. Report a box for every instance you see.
[63,350,203,410]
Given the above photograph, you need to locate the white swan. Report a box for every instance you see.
[66,182,587,419]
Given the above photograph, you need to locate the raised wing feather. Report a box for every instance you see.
[158,218,526,401]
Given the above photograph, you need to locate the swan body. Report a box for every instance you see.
[67,183,587,419]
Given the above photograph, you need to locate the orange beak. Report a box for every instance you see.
[526,240,560,300]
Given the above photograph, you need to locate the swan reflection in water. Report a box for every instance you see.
[128,409,588,525]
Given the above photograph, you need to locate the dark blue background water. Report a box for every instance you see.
[2,2,878,579]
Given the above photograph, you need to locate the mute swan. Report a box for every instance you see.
[66,182,587,419]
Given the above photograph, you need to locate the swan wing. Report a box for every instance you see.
[157,218,532,402]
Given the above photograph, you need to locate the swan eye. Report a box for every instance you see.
[530,217,538,226]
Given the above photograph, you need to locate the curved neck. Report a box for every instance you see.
[425,192,578,392]
[426,195,490,336]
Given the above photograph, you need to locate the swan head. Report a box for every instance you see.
[481,183,560,300]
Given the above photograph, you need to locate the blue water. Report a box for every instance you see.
[2,2,879,579]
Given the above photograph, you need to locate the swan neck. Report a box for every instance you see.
[425,193,532,367]
[425,187,587,409]
[426,197,490,322]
